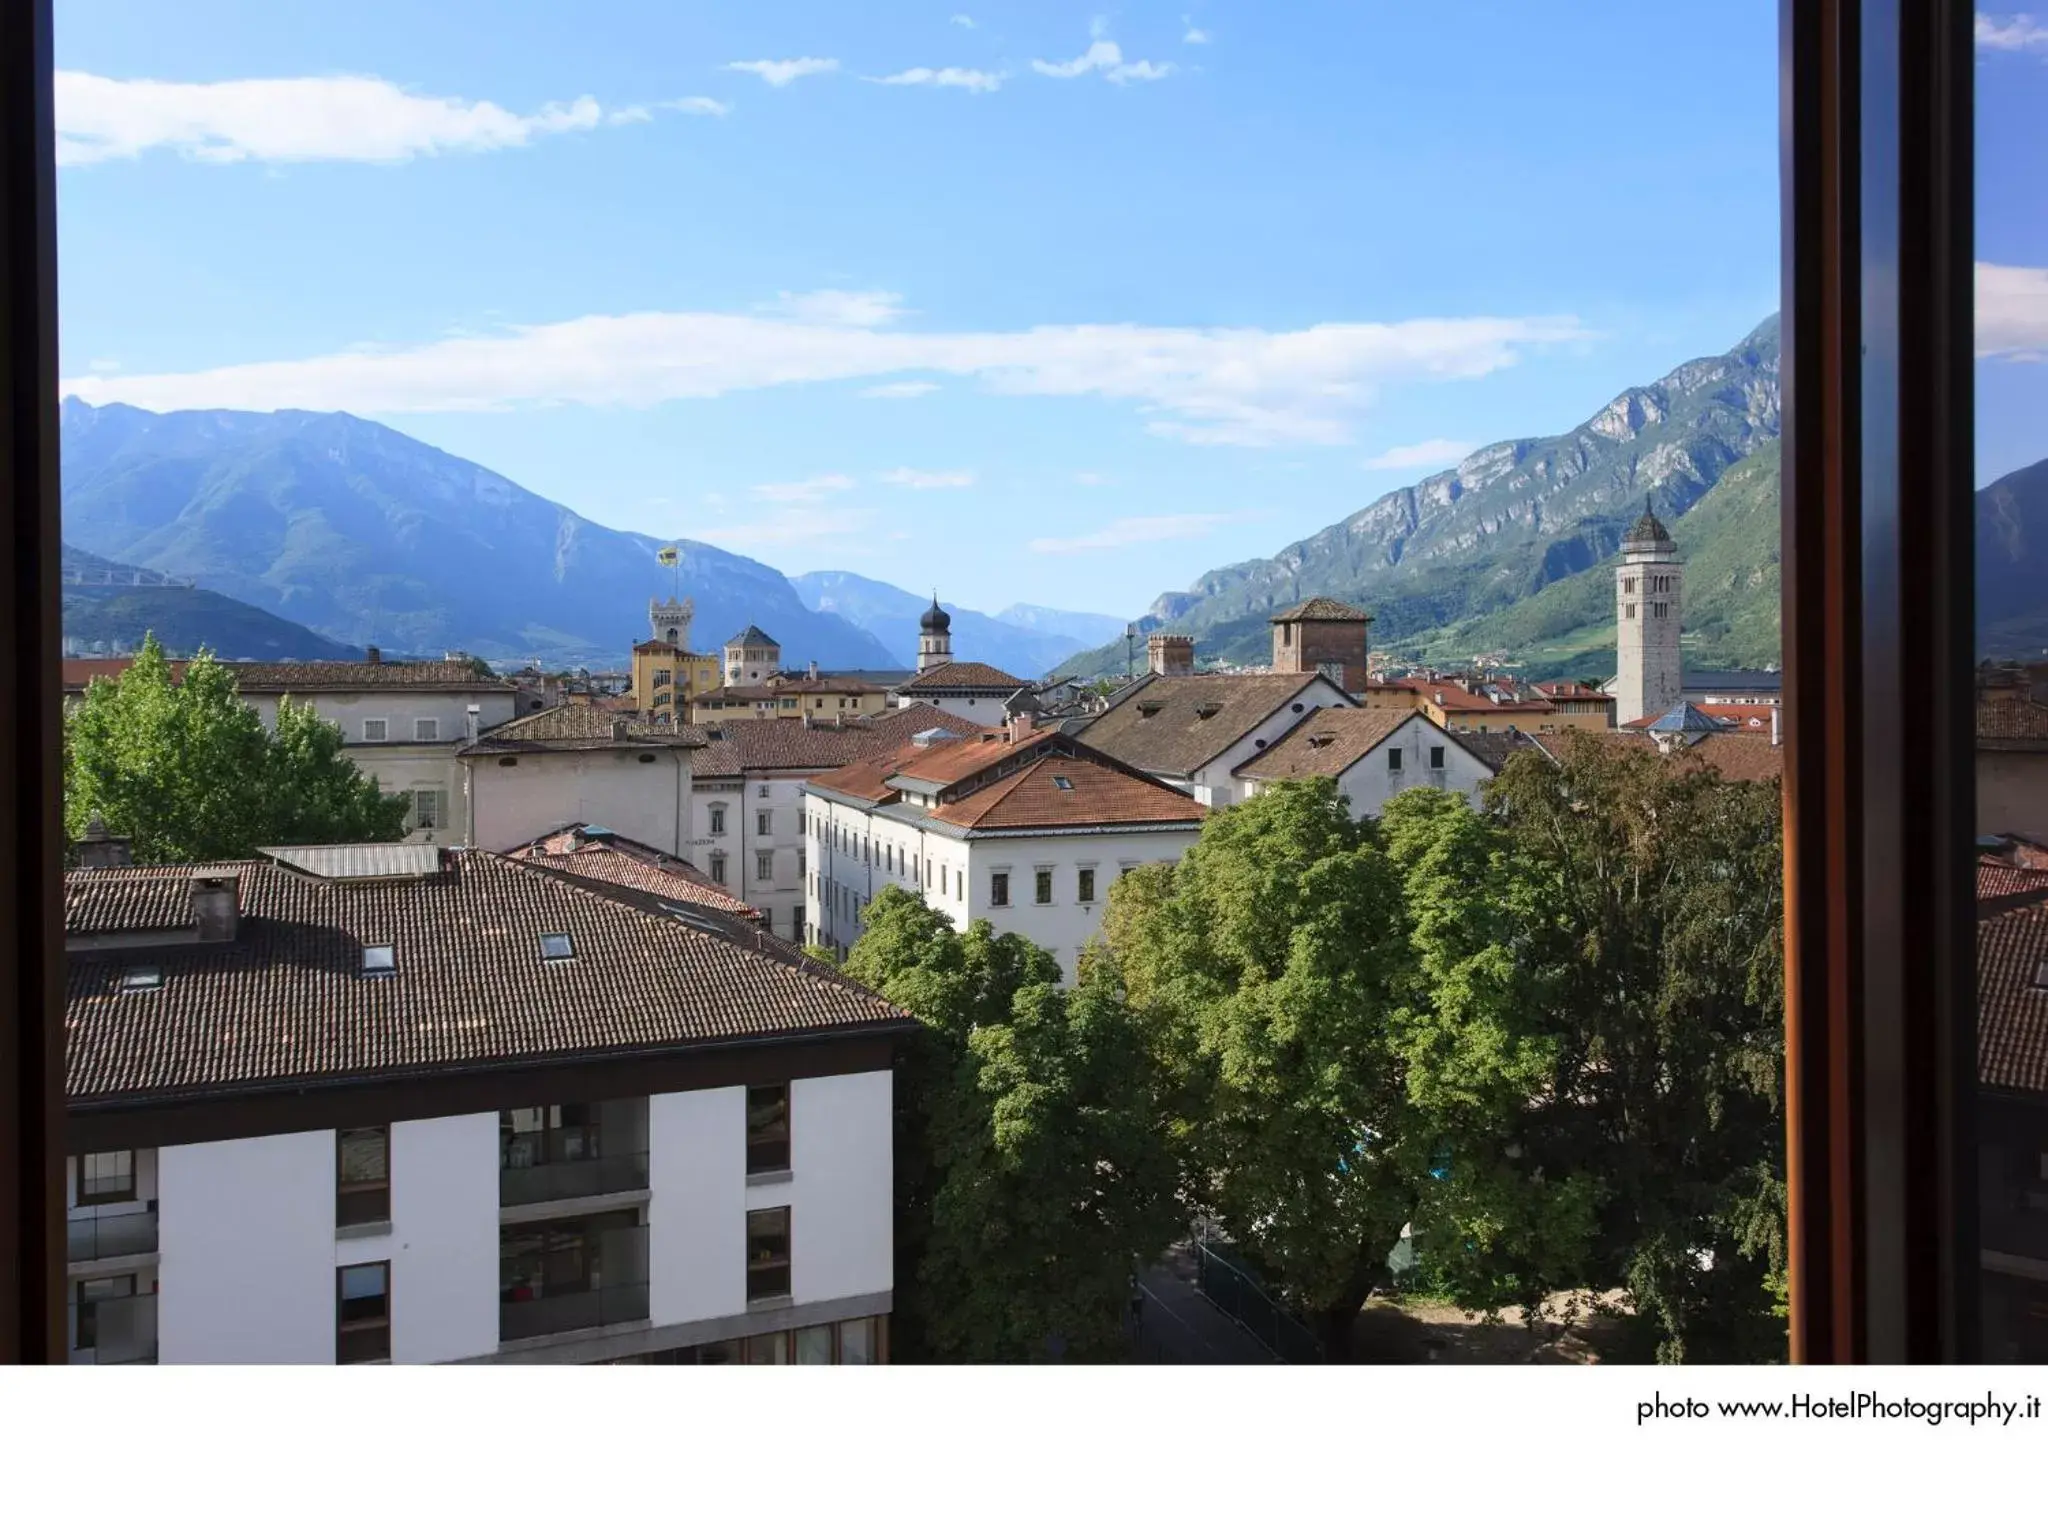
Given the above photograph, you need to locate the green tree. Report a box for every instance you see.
[1099,778,1427,1354]
[845,885,1180,1361]
[1382,734,1786,1362]
[65,634,408,863]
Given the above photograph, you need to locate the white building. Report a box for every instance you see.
[460,703,702,857]
[803,720,1205,977]
[63,653,521,843]
[1078,669,1355,808]
[689,704,974,944]
[62,841,909,1365]
[724,626,782,686]
[1234,705,1496,813]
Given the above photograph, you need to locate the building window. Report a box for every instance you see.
[501,1105,602,1168]
[361,718,388,742]
[336,1127,390,1227]
[1035,869,1053,905]
[747,1207,792,1303]
[413,718,439,742]
[1077,868,1096,903]
[1429,745,1446,769]
[795,1324,834,1364]
[745,1331,789,1364]
[73,1274,137,1352]
[1653,602,1668,618]
[709,804,727,836]
[839,1317,876,1364]
[747,1084,791,1175]
[78,1150,134,1205]
[1388,746,1403,772]
[756,851,774,883]
[653,668,671,686]
[797,849,806,879]
[757,810,772,837]
[710,852,727,885]
[336,1262,391,1363]
[1625,603,1637,620]
[410,788,441,830]
[1624,577,1637,595]
[757,784,771,799]
[940,866,948,897]
[991,870,1010,907]
[117,965,161,994]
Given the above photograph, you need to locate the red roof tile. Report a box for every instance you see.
[1235,707,1424,779]
[509,826,759,920]
[1979,900,2048,1095]
[896,661,1031,693]
[691,704,970,777]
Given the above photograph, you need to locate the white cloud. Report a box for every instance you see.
[52,71,637,166]
[951,13,977,27]
[867,67,1006,92]
[606,105,653,126]
[1976,13,2048,51]
[60,293,1587,449]
[1032,35,1176,84]
[860,380,940,398]
[721,508,873,547]
[724,58,839,87]
[752,473,856,504]
[1183,17,1211,44]
[1979,262,2048,361]
[668,96,733,116]
[881,468,975,489]
[1029,513,1238,554]
[758,289,907,326]
[1365,437,1479,471]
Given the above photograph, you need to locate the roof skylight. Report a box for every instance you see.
[540,932,575,961]
[119,965,162,994]
[362,944,396,976]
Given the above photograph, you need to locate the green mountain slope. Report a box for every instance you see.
[1059,316,1783,677]
[61,542,358,660]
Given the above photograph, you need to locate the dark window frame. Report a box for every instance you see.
[335,1127,391,1228]
[335,1260,391,1364]
[746,1206,792,1303]
[746,1083,791,1176]
[76,1149,135,1207]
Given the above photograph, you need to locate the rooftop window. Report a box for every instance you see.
[1052,775,1073,791]
[540,932,575,962]
[362,944,396,976]
[118,965,162,994]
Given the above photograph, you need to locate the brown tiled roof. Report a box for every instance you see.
[64,866,243,935]
[691,704,967,777]
[1375,677,1553,716]
[1078,672,1338,777]
[460,703,706,754]
[63,659,191,692]
[1684,733,1784,782]
[896,661,1031,693]
[232,660,517,694]
[1979,900,2048,1096]
[509,825,759,920]
[1978,858,2048,914]
[1978,697,2048,747]
[64,851,906,1103]
[1695,703,1776,732]
[1449,728,1556,772]
[929,754,1201,830]
[1533,681,1614,702]
[1269,597,1371,623]
[1235,707,1421,779]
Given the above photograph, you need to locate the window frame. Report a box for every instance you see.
[412,717,439,743]
[746,1206,793,1304]
[746,1083,791,1177]
[360,717,389,742]
[1034,868,1053,906]
[990,869,1010,908]
[76,1149,134,1206]
[336,1126,391,1228]
[335,1260,391,1364]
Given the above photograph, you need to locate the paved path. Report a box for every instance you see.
[1127,1243,1280,1365]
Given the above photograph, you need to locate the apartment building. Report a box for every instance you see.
[689,704,972,944]
[63,653,520,842]
[62,840,910,1365]
[459,704,704,857]
[1234,706,1495,813]
[689,672,894,725]
[1078,669,1354,808]
[804,720,1205,977]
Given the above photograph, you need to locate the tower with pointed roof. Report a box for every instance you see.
[1615,499,1682,727]
[917,595,953,674]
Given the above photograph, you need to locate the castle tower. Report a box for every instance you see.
[1268,597,1372,692]
[1147,633,1195,676]
[1614,501,1683,726]
[917,596,953,674]
[649,596,693,649]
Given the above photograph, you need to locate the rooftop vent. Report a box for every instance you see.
[1308,733,1336,748]
[1194,703,1221,720]
[1137,704,1162,718]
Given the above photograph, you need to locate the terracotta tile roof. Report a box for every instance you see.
[896,660,1031,693]
[1978,900,2048,1096]
[63,850,907,1103]
[64,866,243,935]
[460,703,706,754]
[1685,733,1783,782]
[509,825,760,920]
[1533,681,1614,702]
[1236,707,1422,779]
[1269,597,1371,623]
[1978,858,2048,914]
[1978,697,2048,746]
[63,658,190,692]
[1449,728,1556,772]
[63,658,516,695]
[1695,703,1777,732]
[1372,678,1553,715]
[1078,672,1338,777]
[691,704,968,777]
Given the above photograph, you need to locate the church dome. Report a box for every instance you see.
[921,598,951,635]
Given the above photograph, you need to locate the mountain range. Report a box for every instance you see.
[792,571,1123,677]
[61,541,357,661]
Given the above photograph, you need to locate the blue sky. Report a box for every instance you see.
[49,2,2038,618]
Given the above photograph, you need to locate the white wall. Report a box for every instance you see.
[158,1131,337,1364]
[332,1113,501,1364]
[470,748,693,854]
[784,1071,892,1303]
[895,692,1008,727]
[648,1087,747,1326]
[1240,714,1494,817]
[245,688,516,743]
[1186,675,1354,808]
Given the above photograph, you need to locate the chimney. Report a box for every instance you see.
[611,719,630,742]
[1770,704,1781,748]
[808,659,819,681]
[1148,633,1195,677]
[1009,712,1036,743]
[190,875,239,943]
[365,645,382,666]
[74,814,132,869]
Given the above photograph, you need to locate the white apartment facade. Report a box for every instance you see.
[63,844,910,1366]
[461,704,700,858]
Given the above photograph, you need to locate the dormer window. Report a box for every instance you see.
[1195,703,1220,719]
[118,965,162,994]
[1052,775,1073,791]
[362,945,396,976]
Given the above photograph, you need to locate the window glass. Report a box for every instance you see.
[747,1084,791,1175]
[745,1331,789,1364]
[336,1262,390,1363]
[1078,868,1096,903]
[838,1317,875,1365]
[991,870,1010,906]
[336,1127,390,1226]
[1034,869,1053,905]
[747,1207,792,1303]
[79,1149,134,1204]
[794,1324,834,1364]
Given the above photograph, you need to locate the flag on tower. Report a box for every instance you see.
[656,545,680,567]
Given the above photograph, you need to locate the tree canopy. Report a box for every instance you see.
[65,634,410,862]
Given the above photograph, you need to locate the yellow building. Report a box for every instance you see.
[688,673,893,725]
[632,640,721,724]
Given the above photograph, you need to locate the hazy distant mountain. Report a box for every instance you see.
[61,541,358,661]
[1060,316,1784,676]
[792,571,1103,679]
[60,400,900,670]
[990,602,1127,652]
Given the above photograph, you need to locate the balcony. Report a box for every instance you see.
[68,1293,157,1365]
[500,1224,649,1343]
[67,1208,159,1265]
[499,1149,649,1208]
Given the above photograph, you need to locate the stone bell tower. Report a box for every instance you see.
[1614,501,1683,726]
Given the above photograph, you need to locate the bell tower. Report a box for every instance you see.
[1614,501,1683,725]
[918,596,953,673]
